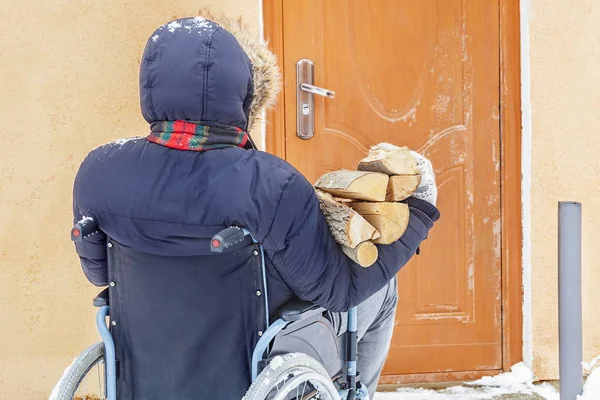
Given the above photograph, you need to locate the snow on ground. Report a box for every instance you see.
[373,362,560,399]
[374,359,600,399]
[579,363,600,399]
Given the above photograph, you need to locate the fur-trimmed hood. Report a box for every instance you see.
[139,14,280,133]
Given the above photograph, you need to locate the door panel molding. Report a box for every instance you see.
[263,0,523,381]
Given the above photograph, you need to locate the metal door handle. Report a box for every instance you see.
[297,59,335,140]
[300,83,335,99]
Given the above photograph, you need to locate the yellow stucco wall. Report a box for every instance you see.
[529,0,600,380]
[0,1,260,397]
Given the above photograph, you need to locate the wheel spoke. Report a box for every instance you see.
[73,358,105,400]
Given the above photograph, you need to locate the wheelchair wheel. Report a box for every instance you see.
[50,342,106,400]
[244,353,341,400]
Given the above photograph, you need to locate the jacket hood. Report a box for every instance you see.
[140,14,280,132]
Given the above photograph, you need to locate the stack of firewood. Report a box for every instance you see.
[314,144,421,267]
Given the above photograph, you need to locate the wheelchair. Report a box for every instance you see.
[51,218,370,400]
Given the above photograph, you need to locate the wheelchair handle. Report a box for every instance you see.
[71,217,100,242]
[211,226,247,253]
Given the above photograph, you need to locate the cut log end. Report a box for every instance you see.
[386,175,421,201]
[350,202,410,244]
[342,241,378,267]
[358,144,419,175]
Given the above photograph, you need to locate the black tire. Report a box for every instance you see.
[50,342,105,400]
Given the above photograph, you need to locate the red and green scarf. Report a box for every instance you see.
[147,120,249,151]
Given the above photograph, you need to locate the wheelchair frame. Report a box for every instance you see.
[71,219,367,400]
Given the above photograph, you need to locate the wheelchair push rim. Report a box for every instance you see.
[244,353,341,400]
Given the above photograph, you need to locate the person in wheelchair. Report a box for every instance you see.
[68,14,439,400]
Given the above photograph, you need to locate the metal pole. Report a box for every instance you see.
[558,201,583,399]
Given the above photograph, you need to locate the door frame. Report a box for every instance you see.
[262,0,523,382]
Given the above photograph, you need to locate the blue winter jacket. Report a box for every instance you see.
[73,18,439,315]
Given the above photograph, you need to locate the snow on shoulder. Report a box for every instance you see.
[93,137,143,150]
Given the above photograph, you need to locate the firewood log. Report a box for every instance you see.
[341,241,378,268]
[358,143,419,176]
[386,175,422,201]
[315,170,389,202]
[315,190,380,249]
[350,202,410,244]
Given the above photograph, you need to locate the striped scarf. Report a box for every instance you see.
[146,120,248,151]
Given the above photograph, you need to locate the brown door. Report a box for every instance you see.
[277,0,502,378]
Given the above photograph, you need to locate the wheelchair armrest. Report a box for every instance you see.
[93,288,109,308]
[279,299,325,322]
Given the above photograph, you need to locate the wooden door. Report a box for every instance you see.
[277,0,502,378]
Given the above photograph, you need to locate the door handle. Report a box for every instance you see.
[296,59,335,140]
[300,83,335,99]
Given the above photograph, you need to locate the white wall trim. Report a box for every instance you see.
[520,0,533,369]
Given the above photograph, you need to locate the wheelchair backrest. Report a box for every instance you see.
[105,237,267,399]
